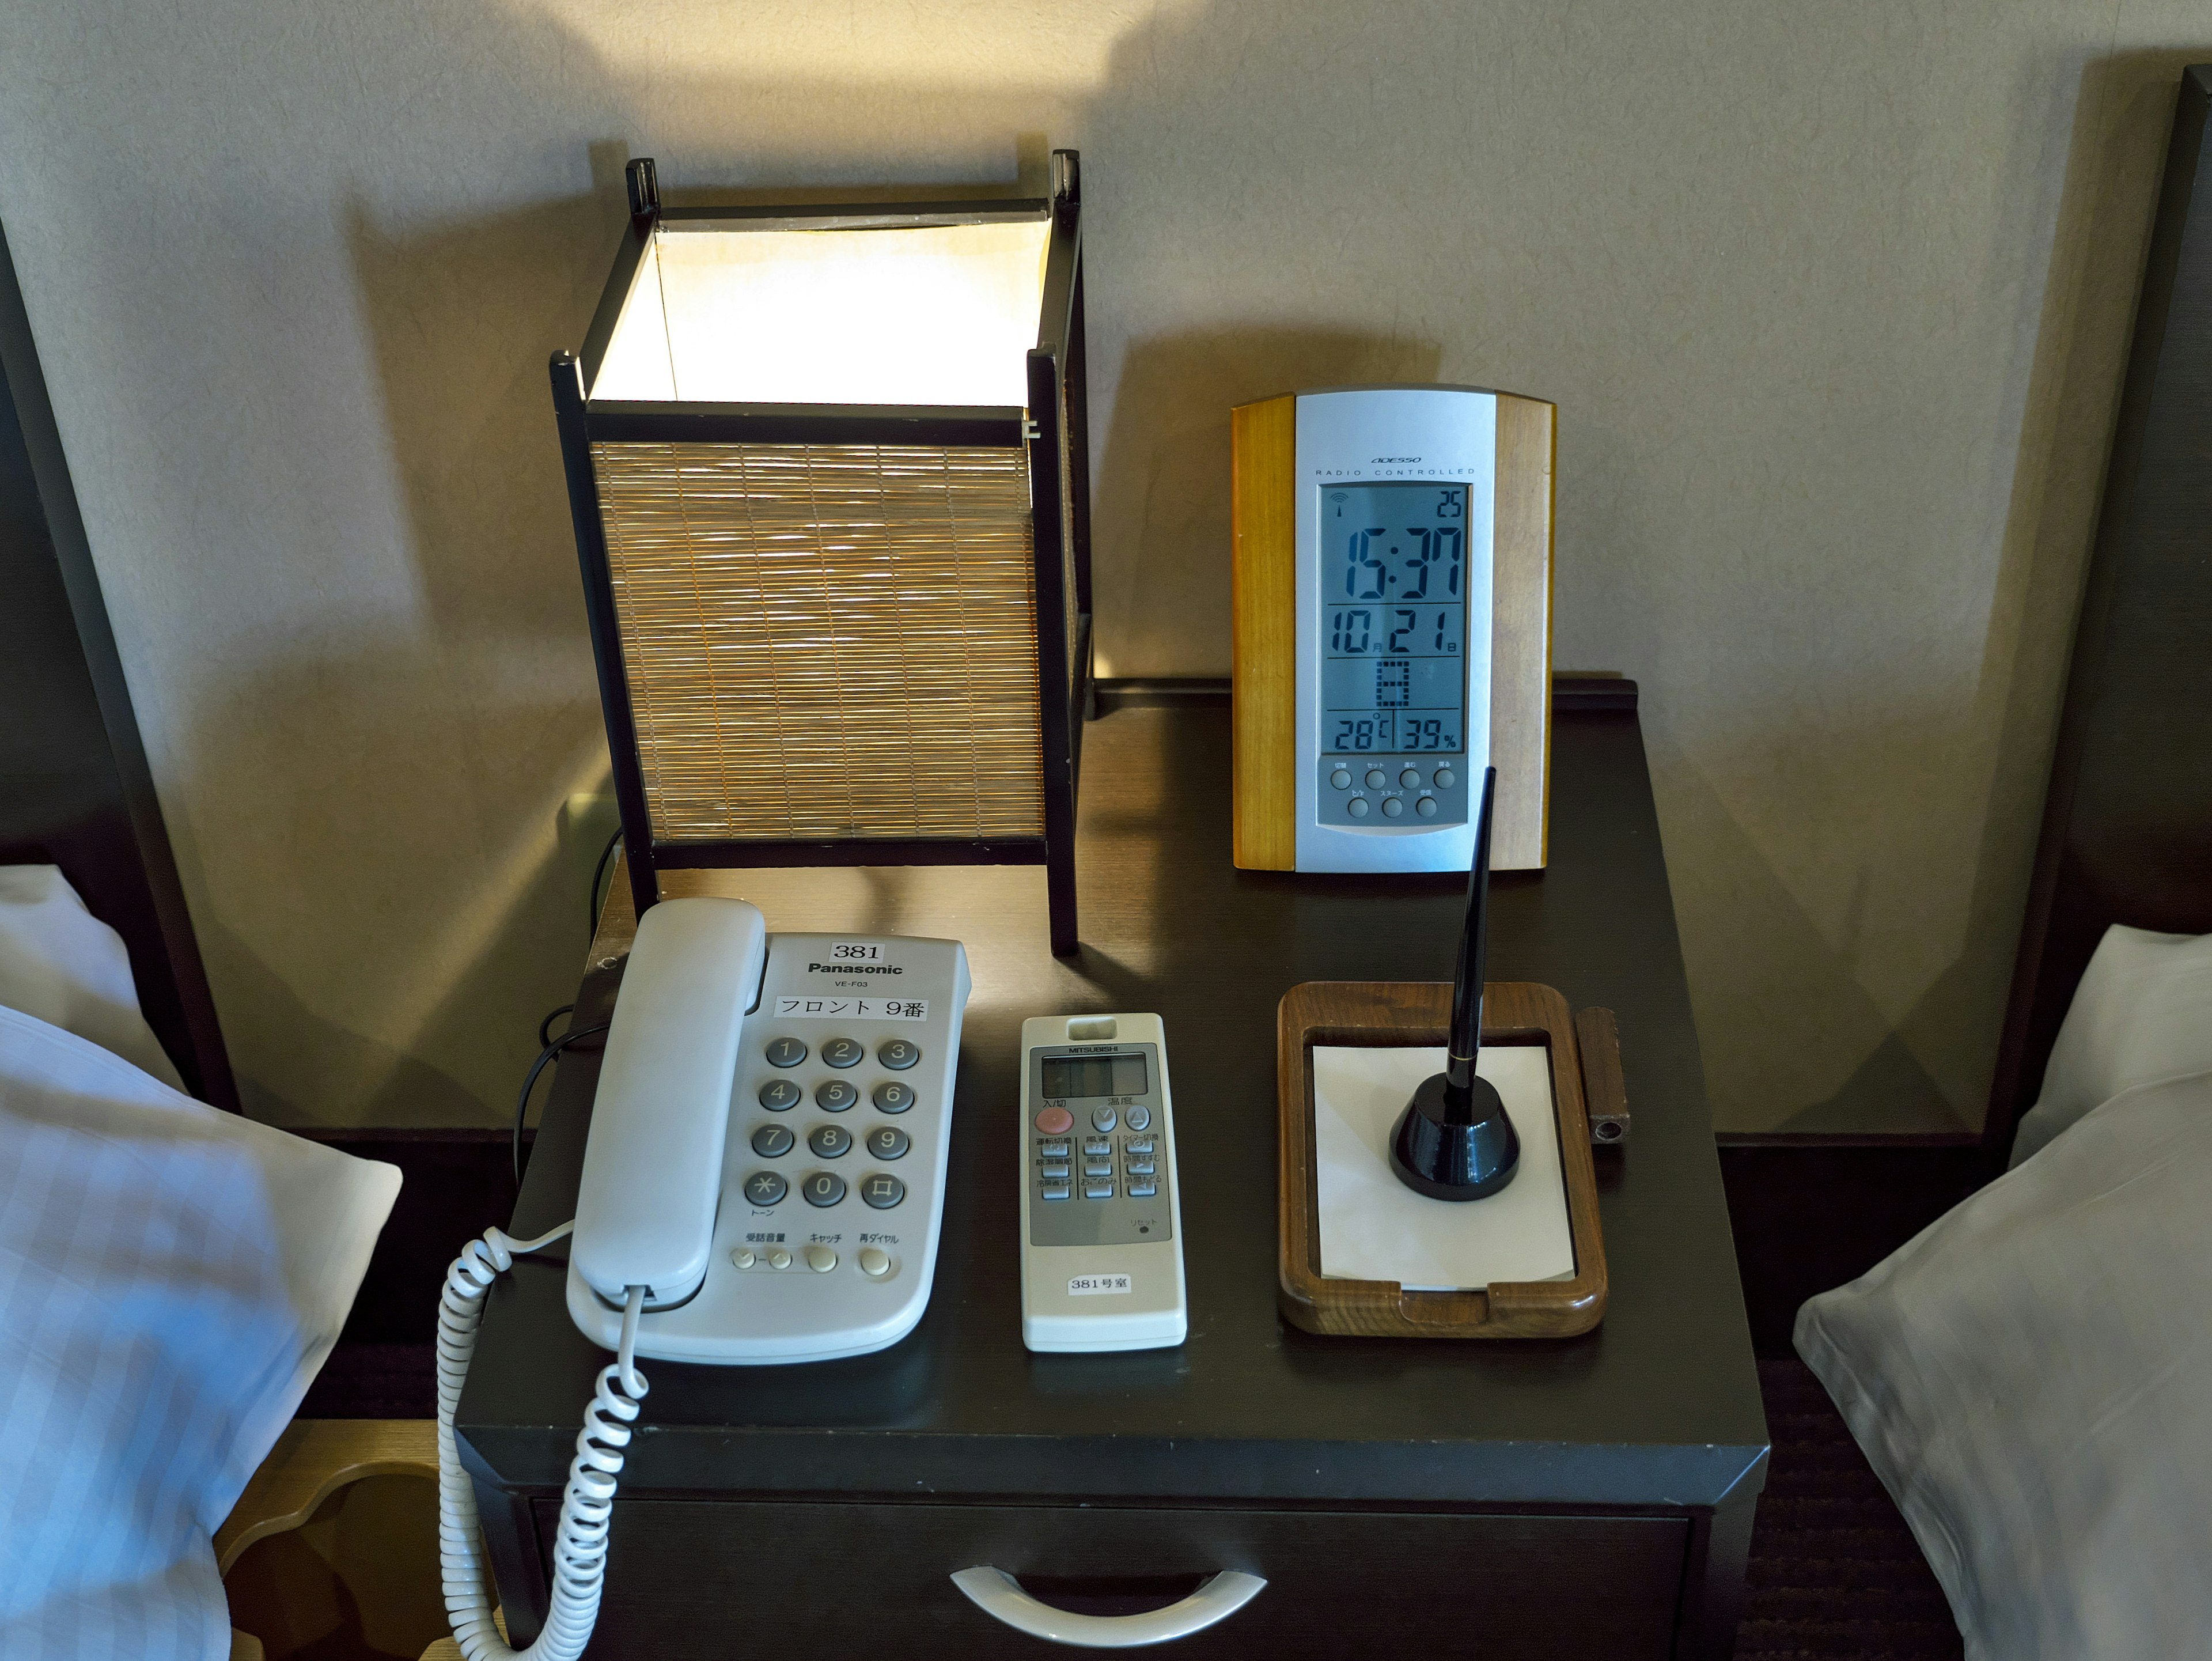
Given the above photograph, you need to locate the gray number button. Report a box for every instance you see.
[758,1079,800,1112]
[816,1079,858,1112]
[861,1174,906,1209]
[877,1038,921,1070]
[821,1037,864,1069]
[873,1081,915,1114]
[801,1171,846,1207]
[764,1036,806,1068]
[751,1124,794,1157]
[809,1124,853,1158]
[866,1126,910,1160]
[743,1171,787,1206]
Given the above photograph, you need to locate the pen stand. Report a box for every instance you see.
[1277,981,1616,1340]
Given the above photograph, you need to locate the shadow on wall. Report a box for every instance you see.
[1658,50,2207,1133]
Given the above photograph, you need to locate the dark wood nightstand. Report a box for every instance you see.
[460,679,1767,1659]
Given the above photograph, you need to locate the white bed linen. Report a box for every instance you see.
[1797,1069,2212,1661]
[0,1005,399,1660]
[2012,924,2212,1166]
[0,864,186,1091]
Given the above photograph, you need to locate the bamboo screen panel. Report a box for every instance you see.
[590,441,1046,842]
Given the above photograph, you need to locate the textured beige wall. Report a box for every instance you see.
[0,2,2202,1129]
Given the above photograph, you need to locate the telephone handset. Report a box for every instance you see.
[435,897,971,1658]
[566,895,973,1365]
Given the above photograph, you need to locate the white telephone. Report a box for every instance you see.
[568,895,972,1363]
[433,896,971,1660]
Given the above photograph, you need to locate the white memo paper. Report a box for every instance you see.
[1312,1045,1574,1291]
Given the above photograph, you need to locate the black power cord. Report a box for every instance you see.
[513,1018,609,1187]
[588,827,623,940]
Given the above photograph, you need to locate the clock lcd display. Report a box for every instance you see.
[1321,483,1467,755]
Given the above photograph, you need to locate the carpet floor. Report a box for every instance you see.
[301,1345,1962,1659]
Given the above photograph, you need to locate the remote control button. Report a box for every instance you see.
[877,1038,920,1070]
[764,1036,806,1068]
[1330,769,1353,790]
[1125,1104,1152,1131]
[1039,1140,1072,1160]
[1381,796,1406,819]
[751,1124,794,1157]
[874,1080,916,1114]
[766,1245,792,1270]
[821,1037,864,1069]
[743,1171,787,1206]
[802,1171,846,1207]
[758,1078,801,1112]
[1416,796,1440,818]
[809,1125,853,1158]
[1128,1159,1156,1176]
[1401,768,1423,788]
[1435,767,1457,788]
[1090,1106,1118,1132]
[861,1173,906,1209]
[730,1246,756,1269]
[1041,1180,1072,1201]
[1034,1106,1074,1136]
[1129,1181,1157,1198]
[1348,797,1371,819]
[816,1079,858,1112]
[1126,1137,1154,1156]
[859,1246,892,1278]
[805,1244,838,1273]
[866,1126,910,1160]
[1365,768,1387,789]
[1084,1179,1114,1200]
[1083,1137,1113,1156]
[1084,1160,1113,1179]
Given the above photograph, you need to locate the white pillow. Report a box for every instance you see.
[2012,924,2212,1166]
[0,1005,400,1660]
[0,864,187,1091]
[1796,1069,2212,1661]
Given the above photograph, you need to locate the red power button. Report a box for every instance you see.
[1033,1106,1074,1135]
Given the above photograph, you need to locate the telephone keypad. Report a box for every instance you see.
[751,1125,794,1157]
[802,1172,847,1207]
[816,1079,858,1111]
[873,1081,915,1114]
[744,1171,788,1206]
[865,1127,910,1160]
[861,1174,906,1209]
[809,1125,852,1158]
[764,1037,806,1068]
[759,1079,800,1111]
[820,1037,864,1069]
[878,1039,921,1070]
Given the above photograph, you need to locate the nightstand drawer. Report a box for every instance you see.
[548,1499,1687,1658]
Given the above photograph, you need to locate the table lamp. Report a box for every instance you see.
[551,154,1092,953]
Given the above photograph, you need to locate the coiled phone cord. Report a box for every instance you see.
[436,1223,648,1661]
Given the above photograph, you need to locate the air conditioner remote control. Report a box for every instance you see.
[1018,1013,1187,1352]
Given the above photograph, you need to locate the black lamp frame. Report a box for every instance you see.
[551,153,1093,954]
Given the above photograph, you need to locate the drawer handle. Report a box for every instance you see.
[950,1567,1267,1648]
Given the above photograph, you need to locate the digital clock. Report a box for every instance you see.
[1230,385,1556,874]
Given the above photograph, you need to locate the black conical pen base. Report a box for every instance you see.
[1388,1071,1520,1201]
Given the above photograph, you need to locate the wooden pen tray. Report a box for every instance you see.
[1277,981,1613,1340]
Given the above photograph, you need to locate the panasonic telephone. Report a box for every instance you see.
[434,896,972,1661]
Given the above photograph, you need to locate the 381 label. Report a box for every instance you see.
[1068,1274,1132,1297]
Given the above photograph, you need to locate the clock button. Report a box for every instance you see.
[1416,796,1440,818]
[1382,797,1407,818]
[1365,769,1387,789]
[1400,769,1422,788]
[1435,767,1457,788]
[1348,797,1371,818]
[1330,769,1352,790]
